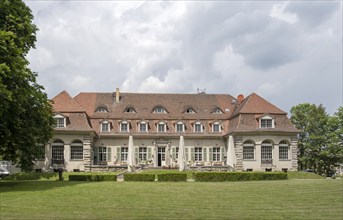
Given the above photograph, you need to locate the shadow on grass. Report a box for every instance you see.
[0,180,95,193]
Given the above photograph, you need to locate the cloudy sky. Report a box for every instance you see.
[24,1,342,114]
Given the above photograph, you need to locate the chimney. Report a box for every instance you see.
[115,88,120,103]
[237,94,244,103]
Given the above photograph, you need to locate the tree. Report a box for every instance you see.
[290,104,343,176]
[0,0,54,171]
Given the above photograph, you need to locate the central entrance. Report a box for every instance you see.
[157,147,166,167]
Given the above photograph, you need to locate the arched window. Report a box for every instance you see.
[261,140,273,164]
[279,140,289,160]
[71,140,83,160]
[243,140,255,160]
[52,140,64,165]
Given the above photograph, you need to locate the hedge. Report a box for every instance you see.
[69,175,116,181]
[2,172,58,180]
[124,173,156,182]
[194,172,287,182]
[157,173,187,182]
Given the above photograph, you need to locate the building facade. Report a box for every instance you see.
[35,89,299,172]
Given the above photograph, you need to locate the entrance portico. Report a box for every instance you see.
[153,141,171,167]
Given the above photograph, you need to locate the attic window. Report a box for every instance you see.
[101,121,110,132]
[96,107,108,113]
[259,115,274,128]
[53,114,66,128]
[154,107,167,114]
[125,108,136,113]
[213,108,223,114]
[185,108,196,114]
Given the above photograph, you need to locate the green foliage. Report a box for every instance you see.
[2,172,58,180]
[157,173,187,182]
[287,172,325,179]
[0,0,54,171]
[291,104,343,176]
[69,175,116,181]
[124,173,155,182]
[194,172,287,182]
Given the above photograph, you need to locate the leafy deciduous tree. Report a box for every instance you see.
[0,0,54,171]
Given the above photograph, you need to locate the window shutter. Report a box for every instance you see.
[185,147,189,161]
[203,148,207,162]
[172,147,176,160]
[135,147,139,161]
[116,147,121,162]
[209,147,213,161]
[221,147,225,161]
[107,147,111,162]
[191,147,195,161]
[147,147,152,160]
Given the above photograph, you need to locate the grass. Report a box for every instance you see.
[1,179,342,219]
[287,171,325,179]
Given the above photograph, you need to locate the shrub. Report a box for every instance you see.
[157,173,187,182]
[69,175,116,181]
[194,172,287,182]
[2,172,58,180]
[124,173,155,182]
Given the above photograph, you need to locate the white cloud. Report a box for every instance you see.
[24,1,342,114]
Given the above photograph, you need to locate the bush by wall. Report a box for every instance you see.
[124,173,156,182]
[157,173,187,182]
[194,172,287,182]
[69,175,116,181]
[2,172,58,180]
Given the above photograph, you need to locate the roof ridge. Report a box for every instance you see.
[240,93,253,114]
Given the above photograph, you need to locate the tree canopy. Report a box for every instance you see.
[291,104,343,176]
[0,0,54,171]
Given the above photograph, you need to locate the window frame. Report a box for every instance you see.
[194,147,202,162]
[243,141,255,160]
[176,122,184,133]
[139,147,147,162]
[139,122,148,133]
[279,140,289,160]
[194,122,203,133]
[212,147,221,162]
[259,115,274,128]
[70,140,83,160]
[101,121,110,132]
[153,106,167,114]
[54,114,66,128]
[212,122,221,133]
[120,121,128,132]
[121,147,128,161]
[157,122,166,133]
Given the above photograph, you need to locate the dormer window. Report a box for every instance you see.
[154,106,167,114]
[125,107,136,113]
[139,122,148,132]
[259,115,275,128]
[157,122,166,132]
[101,121,109,132]
[120,121,128,132]
[96,107,108,113]
[212,122,221,133]
[212,108,223,114]
[54,114,66,128]
[185,108,196,114]
[194,122,203,133]
[176,122,184,133]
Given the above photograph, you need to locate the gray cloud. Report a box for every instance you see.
[25,1,342,114]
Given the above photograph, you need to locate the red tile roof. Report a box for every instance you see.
[52,91,84,112]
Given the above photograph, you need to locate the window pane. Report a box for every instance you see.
[140,123,146,132]
[243,146,254,160]
[195,124,202,132]
[71,146,83,160]
[177,124,183,132]
[279,146,289,160]
[194,147,202,161]
[121,147,128,161]
[139,147,147,161]
[212,147,220,161]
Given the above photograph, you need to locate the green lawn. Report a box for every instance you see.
[1,179,342,219]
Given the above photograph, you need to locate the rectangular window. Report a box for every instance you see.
[71,146,83,160]
[52,145,64,164]
[212,147,220,161]
[243,146,254,160]
[98,147,107,162]
[140,123,147,132]
[194,147,202,161]
[139,147,147,161]
[121,123,128,132]
[55,118,65,128]
[121,147,128,161]
[213,124,220,132]
[261,146,272,160]
[176,124,184,132]
[279,146,289,160]
[195,124,202,133]
[261,119,273,128]
[158,124,165,132]
[101,123,109,132]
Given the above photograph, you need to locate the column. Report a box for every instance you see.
[290,137,298,171]
[83,137,92,172]
[235,137,243,171]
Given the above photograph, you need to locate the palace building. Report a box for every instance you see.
[35,89,299,172]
